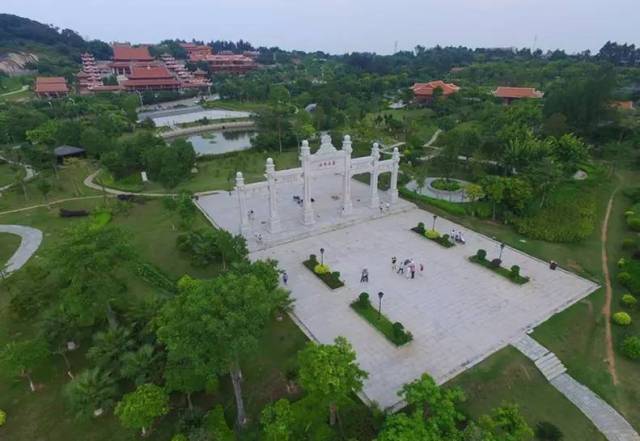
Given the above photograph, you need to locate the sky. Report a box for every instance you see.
[2,0,638,54]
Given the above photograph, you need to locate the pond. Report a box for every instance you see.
[180,130,256,155]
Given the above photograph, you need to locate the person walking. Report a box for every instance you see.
[360,268,369,283]
[282,271,288,285]
[419,263,424,276]
[392,256,397,272]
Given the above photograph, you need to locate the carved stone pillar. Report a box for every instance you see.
[300,140,315,225]
[235,172,250,235]
[390,147,400,204]
[369,143,380,209]
[266,158,280,233]
[342,135,353,216]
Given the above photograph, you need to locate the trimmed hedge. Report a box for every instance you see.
[612,311,632,326]
[303,255,344,289]
[469,253,530,285]
[618,259,640,295]
[411,225,455,248]
[431,178,461,192]
[399,187,469,217]
[350,295,413,346]
[137,262,177,294]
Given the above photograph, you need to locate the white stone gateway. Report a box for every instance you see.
[234,134,401,234]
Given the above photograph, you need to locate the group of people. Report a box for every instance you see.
[450,228,466,244]
[391,256,423,279]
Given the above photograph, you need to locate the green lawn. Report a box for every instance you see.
[0,232,21,266]
[0,160,22,188]
[446,347,606,441]
[98,149,301,193]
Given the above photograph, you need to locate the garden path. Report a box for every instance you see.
[83,170,176,197]
[601,188,619,384]
[514,334,638,441]
[0,224,42,276]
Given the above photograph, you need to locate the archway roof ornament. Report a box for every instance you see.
[315,134,339,155]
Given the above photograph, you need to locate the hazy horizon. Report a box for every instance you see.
[2,0,638,55]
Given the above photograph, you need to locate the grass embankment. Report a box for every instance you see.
[0,193,310,441]
[97,149,300,194]
[0,232,21,265]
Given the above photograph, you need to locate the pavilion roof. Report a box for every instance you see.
[35,77,69,93]
[411,81,460,96]
[128,65,174,80]
[493,86,544,99]
[112,44,153,61]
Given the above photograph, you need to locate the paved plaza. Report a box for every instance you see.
[250,208,598,410]
[196,170,599,410]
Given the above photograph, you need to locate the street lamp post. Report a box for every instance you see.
[432,214,438,231]
[499,243,505,260]
[378,291,384,319]
[320,248,325,265]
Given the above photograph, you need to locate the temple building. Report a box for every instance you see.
[181,43,212,61]
[493,86,544,104]
[121,65,181,92]
[110,43,154,75]
[411,81,460,103]
[161,54,211,91]
[34,76,69,98]
[204,54,257,74]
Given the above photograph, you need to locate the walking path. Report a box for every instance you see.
[83,171,176,197]
[423,129,443,148]
[404,177,471,203]
[601,188,619,384]
[0,85,28,98]
[0,153,37,192]
[514,335,639,441]
[0,225,42,276]
[0,195,105,216]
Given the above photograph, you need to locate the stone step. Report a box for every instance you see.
[542,364,567,381]
[512,335,549,361]
[535,352,559,368]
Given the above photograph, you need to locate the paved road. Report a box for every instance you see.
[514,335,640,441]
[0,225,42,276]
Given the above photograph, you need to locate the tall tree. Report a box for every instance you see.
[64,368,118,419]
[115,383,169,437]
[297,336,368,426]
[0,338,49,392]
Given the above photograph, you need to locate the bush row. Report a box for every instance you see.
[303,254,344,289]
[469,249,529,284]
[351,293,413,346]
[412,222,455,248]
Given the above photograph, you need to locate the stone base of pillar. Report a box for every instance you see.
[342,202,353,216]
[303,208,315,225]
[269,217,281,233]
[390,190,398,204]
[370,195,380,209]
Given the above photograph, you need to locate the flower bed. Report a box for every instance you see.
[430,178,461,192]
[411,223,454,248]
[350,293,413,346]
[302,254,344,289]
[469,249,529,285]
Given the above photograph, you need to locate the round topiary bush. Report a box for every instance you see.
[535,421,563,441]
[331,271,341,280]
[476,249,487,261]
[425,229,440,239]
[314,264,330,275]
[618,272,632,285]
[358,292,370,307]
[621,336,640,360]
[309,254,317,263]
[510,265,521,278]
[622,238,637,251]
[0,409,5,427]
[622,294,638,308]
[612,311,632,326]
[490,258,502,268]
[628,217,640,232]
[416,222,425,233]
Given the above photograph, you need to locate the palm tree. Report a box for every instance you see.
[120,345,158,386]
[64,368,118,419]
[87,326,134,373]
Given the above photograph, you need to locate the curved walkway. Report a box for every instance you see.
[84,170,176,197]
[514,335,639,441]
[423,128,443,148]
[0,225,42,276]
[0,85,28,98]
[404,177,471,203]
[0,153,37,192]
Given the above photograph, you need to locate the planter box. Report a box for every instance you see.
[302,259,344,289]
[350,301,412,346]
[410,227,455,248]
[468,255,530,285]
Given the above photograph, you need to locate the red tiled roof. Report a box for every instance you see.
[411,81,460,96]
[121,78,180,87]
[128,65,174,79]
[112,44,153,61]
[35,77,68,93]
[493,86,544,99]
[612,100,635,110]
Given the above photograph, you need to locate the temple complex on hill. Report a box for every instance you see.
[180,43,258,74]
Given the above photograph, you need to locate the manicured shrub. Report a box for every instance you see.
[309,254,317,263]
[510,265,521,278]
[621,336,640,360]
[622,294,638,308]
[171,435,188,441]
[358,292,370,307]
[612,311,632,326]
[490,258,502,268]
[622,238,637,251]
[618,258,627,268]
[0,409,5,427]
[618,272,632,285]
[392,322,413,344]
[628,217,640,232]
[314,264,330,275]
[535,421,563,441]
[425,229,440,239]
[416,222,425,233]
[331,271,341,280]
[476,249,487,261]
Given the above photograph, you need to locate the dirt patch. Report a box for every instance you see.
[601,188,619,385]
